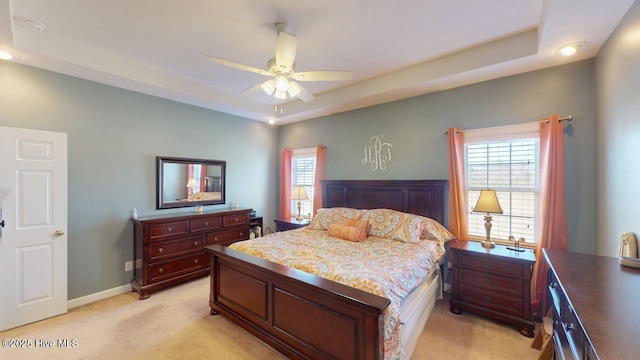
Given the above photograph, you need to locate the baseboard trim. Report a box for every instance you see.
[68,283,132,309]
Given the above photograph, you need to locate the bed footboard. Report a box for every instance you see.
[206,244,390,360]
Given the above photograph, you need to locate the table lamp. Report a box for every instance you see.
[186,178,198,196]
[291,185,309,222]
[473,189,503,248]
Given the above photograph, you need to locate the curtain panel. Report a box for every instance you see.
[280,148,293,219]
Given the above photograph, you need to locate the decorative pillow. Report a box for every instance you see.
[309,207,364,230]
[365,209,423,243]
[328,222,366,242]
[419,217,456,243]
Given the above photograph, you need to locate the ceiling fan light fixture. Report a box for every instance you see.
[275,75,289,92]
[287,81,301,97]
[274,89,287,100]
[261,79,276,95]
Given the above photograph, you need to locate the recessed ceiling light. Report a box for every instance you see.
[0,50,20,61]
[268,119,275,125]
[556,42,586,56]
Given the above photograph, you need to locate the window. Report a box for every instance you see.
[291,147,316,219]
[465,123,539,243]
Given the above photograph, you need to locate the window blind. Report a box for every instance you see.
[291,148,316,218]
[466,138,538,242]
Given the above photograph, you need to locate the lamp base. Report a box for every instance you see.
[481,240,496,248]
[296,201,303,222]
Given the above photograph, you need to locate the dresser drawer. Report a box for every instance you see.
[148,254,205,283]
[149,221,188,241]
[207,227,249,246]
[190,216,222,232]
[148,235,205,261]
[459,268,523,297]
[458,285,523,317]
[456,253,527,278]
[223,213,249,227]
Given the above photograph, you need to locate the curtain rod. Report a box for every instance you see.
[444,114,573,135]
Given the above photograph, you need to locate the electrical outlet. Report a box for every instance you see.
[124,261,133,272]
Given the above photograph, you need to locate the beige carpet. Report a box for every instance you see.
[1,277,542,359]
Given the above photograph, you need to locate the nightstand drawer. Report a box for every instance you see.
[458,285,523,317]
[190,216,222,232]
[459,268,523,297]
[148,254,205,283]
[149,221,188,241]
[457,253,527,278]
[148,235,205,261]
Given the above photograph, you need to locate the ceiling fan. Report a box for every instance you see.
[205,23,351,103]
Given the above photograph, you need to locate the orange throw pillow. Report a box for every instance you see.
[328,220,367,242]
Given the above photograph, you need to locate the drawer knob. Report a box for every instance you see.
[159,268,163,274]
[240,232,243,236]
[204,222,209,226]
[485,278,491,284]
[550,282,559,289]
[167,227,172,232]
[485,262,490,268]
[486,296,491,303]
[194,259,198,264]
[158,247,163,253]
[214,237,218,241]
[194,241,198,246]
[235,218,238,222]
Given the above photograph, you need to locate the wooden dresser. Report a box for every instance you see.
[131,207,251,299]
[449,239,536,337]
[544,249,640,360]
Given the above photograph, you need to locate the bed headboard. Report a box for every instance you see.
[321,180,447,225]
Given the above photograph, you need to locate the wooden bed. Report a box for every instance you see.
[205,180,447,360]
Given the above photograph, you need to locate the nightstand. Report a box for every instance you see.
[250,215,263,237]
[449,239,536,337]
[274,217,310,232]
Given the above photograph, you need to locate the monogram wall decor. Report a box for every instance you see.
[362,135,395,171]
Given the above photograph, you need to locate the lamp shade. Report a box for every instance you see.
[473,189,503,214]
[186,178,198,188]
[291,185,309,200]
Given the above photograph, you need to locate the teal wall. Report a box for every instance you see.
[279,60,598,255]
[0,51,609,300]
[0,61,279,299]
[595,0,640,256]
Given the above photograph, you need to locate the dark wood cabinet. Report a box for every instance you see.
[544,249,640,360]
[274,217,310,232]
[132,208,251,299]
[449,239,536,337]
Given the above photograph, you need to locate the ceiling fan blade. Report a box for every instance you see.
[205,55,271,76]
[289,82,315,102]
[241,80,274,95]
[293,70,352,82]
[275,32,297,70]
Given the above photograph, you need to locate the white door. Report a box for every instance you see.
[0,126,68,331]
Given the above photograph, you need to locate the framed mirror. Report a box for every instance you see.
[156,156,226,210]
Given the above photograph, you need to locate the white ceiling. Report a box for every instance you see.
[0,0,635,125]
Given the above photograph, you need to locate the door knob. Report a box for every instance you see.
[55,229,65,236]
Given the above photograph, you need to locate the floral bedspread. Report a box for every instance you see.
[229,227,445,360]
